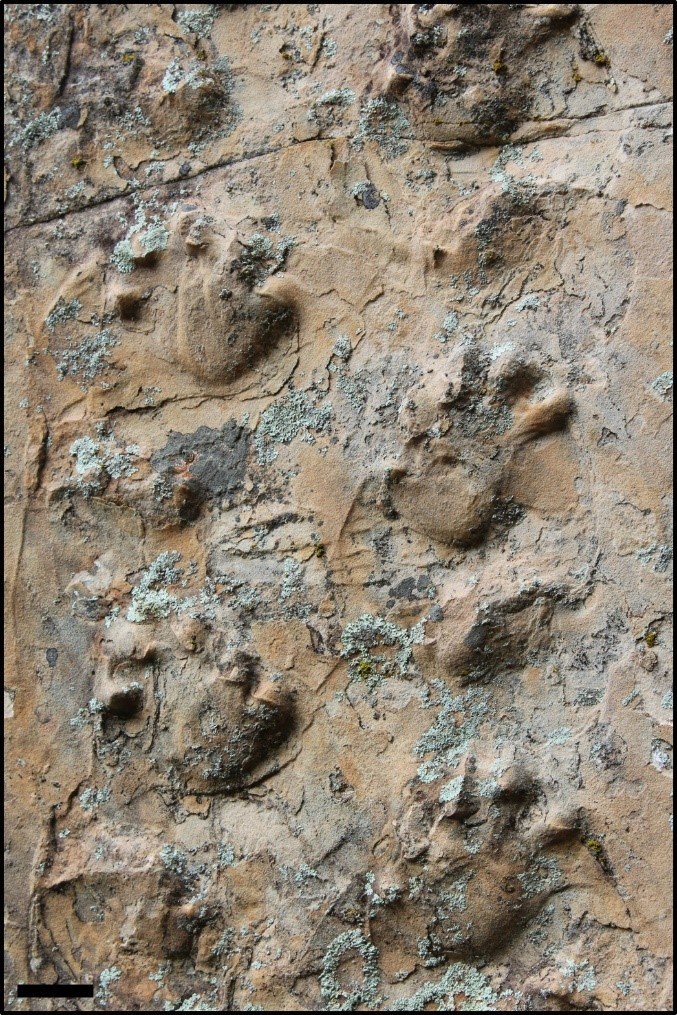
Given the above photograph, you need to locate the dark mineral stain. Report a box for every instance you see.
[360,183,381,209]
[391,576,417,599]
[151,420,249,502]
[46,648,58,668]
[59,103,81,129]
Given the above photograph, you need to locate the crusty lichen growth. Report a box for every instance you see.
[392,962,497,1011]
[415,680,491,784]
[175,5,220,38]
[44,297,82,332]
[56,329,119,384]
[125,553,220,623]
[319,929,381,1011]
[69,433,139,495]
[126,552,188,623]
[255,389,332,464]
[341,614,425,683]
[110,207,171,274]
[8,108,61,153]
[354,97,411,158]
[96,966,121,1008]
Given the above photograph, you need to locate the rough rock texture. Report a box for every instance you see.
[4,4,673,1012]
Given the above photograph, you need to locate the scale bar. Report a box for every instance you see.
[17,984,94,999]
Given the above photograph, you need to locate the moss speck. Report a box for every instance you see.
[357,659,373,678]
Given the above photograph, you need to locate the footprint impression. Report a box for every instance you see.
[388,343,572,546]
[92,619,294,797]
[110,205,298,385]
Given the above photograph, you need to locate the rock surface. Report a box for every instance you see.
[4,4,673,1011]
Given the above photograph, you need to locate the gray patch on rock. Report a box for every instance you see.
[151,420,249,499]
[391,576,418,600]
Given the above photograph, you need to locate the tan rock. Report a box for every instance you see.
[4,3,672,1011]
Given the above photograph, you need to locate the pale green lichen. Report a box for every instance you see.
[415,681,490,783]
[316,87,355,107]
[332,334,352,360]
[319,930,381,1011]
[70,436,104,476]
[408,876,424,900]
[96,966,121,1007]
[364,871,400,916]
[517,855,563,897]
[125,554,220,623]
[438,871,473,914]
[9,108,61,153]
[162,58,191,94]
[140,222,170,254]
[149,964,170,984]
[575,687,604,707]
[45,297,82,332]
[650,738,672,771]
[64,180,86,202]
[336,368,369,410]
[417,933,445,968]
[280,557,311,619]
[20,3,56,22]
[216,844,236,869]
[110,239,136,273]
[516,293,541,312]
[56,329,119,383]
[211,928,236,959]
[560,959,597,993]
[464,828,482,854]
[255,389,332,464]
[439,775,464,803]
[650,371,673,400]
[69,434,139,495]
[228,582,261,613]
[126,560,183,621]
[160,844,189,876]
[110,216,169,273]
[435,311,458,344]
[341,614,425,682]
[280,862,320,888]
[127,552,185,622]
[113,195,176,272]
[234,231,295,284]
[310,86,355,121]
[79,786,111,811]
[164,994,217,1011]
[354,98,410,158]
[635,542,672,573]
[488,145,536,205]
[71,435,139,478]
[176,5,219,37]
[393,962,497,1011]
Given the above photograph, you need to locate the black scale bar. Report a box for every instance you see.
[17,984,94,999]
